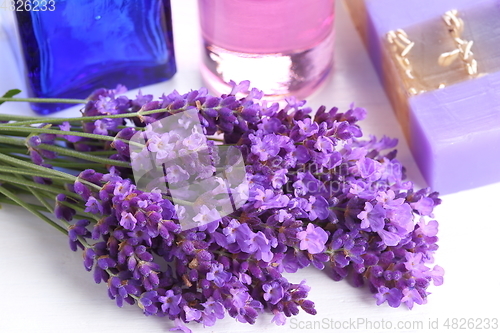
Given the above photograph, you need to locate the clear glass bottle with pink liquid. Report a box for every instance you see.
[198,0,335,100]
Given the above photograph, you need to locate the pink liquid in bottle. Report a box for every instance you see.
[198,0,335,99]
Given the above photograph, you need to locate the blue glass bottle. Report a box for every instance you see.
[15,0,176,114]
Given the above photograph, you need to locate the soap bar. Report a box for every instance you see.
[345,0,500,194]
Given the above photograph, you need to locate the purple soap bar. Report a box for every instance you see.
[360,0,495,77]
[345,0,500,194]
[410,72,500,193]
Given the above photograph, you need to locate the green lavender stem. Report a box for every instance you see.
[0,152,100,190]
[0,173,78,198]
[56,199,97,221]
[0,126,141,147]
[38,144,131,168]
[47,162,108,172]
[0,196,90,222]
[0,185,67,235]
[0,108,170,126]
[0,135,131,168]
[0,165,68,179]
[0,97,87,104]
[0,104,191,127]
[25,185,55,214]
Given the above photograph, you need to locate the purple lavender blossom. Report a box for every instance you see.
[358,202,385,231]
[206,263,231,287]
[263,281,284,304]
[401,287,424,309]
[297,224,328,254]
[249,132,281,161]
[375,287,403,307]
[159,290,182,315]
[53,82,443,332]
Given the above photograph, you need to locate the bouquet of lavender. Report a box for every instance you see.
[0,82,443,332]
